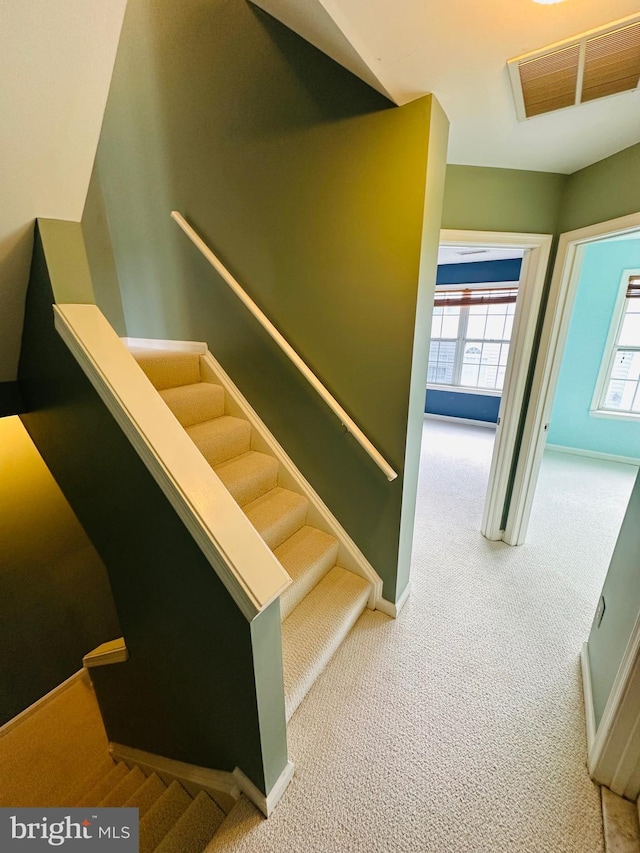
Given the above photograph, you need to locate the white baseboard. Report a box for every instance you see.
[546,444,640,467]
[424,413,497,429]
[376,583,411,618]
[581,642,597,757]
[233,761,295,817]
[0,670,87,739]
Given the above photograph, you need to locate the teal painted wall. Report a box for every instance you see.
[548,239,640,460]
[0,415,119,726]
[588,470,640,727]
[18,222,287,795]
[86,0,448,602]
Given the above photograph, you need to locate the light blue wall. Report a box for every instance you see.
[548,239,640,460]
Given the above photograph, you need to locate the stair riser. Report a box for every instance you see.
[188,420,252,467]
[160,385,225,427]
[216,462,279,506]
[134,352,201,391]
[280,544,339,621]
[250,503,308,551]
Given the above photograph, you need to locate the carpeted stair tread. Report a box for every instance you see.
[160,382,225,427]
[132,349,201,391]
[156,791,226,853]
[187,416,252,467]
[243,487,308,550]
[139,781,192,853]
[282,566,370,721]
[214,451,279,506]
[99,765,146,807]
[123,772,167,818]
[71,758,116,806]
[78,761,129,807]
[277,526,339,621]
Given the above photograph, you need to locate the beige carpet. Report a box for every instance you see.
[206,419,639,853]
[0,673,109,807]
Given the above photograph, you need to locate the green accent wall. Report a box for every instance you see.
[588,470,640,727]
[0,415,120,726]
[87,0,448,603]
[18,223,287,795]
[560,143,640,233]
[442,165,566,234]
[82,164,127,336]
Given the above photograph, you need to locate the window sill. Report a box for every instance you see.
[589,408,640,423]
[426,383,502,398]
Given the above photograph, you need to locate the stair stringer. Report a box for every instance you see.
[124,336,384,610]
[110,741,294,818]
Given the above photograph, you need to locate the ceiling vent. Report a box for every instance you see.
[508,14,640,120]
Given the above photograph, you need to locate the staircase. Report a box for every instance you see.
[77,758,227,852]
[130,345,371,720]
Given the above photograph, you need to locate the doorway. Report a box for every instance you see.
[504,211,640,545]
[431,230,553,542]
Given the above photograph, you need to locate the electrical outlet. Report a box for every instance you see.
[596,596,606,628]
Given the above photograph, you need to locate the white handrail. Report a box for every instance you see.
[171,211,398,482]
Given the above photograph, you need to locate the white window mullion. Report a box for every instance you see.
[453,305,469,386]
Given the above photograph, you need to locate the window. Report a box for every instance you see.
[427,286,518,392]
[592,271,640,418]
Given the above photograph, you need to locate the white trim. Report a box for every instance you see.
[426,383,502,398]
[123,337,207,354]
[55,305,291,622]
[424,413,497,429]
[439,229,553,543]
[109,742,241,815]
[590,267,640,417]
[587,607,640,799]
[233,761,295,817]
[545,444,640,467]
[435,280,520,291]
[590,409,640,423]
[0,670,86,738]
[83,638,129,668]
[171,211,397,482]
[376,583,411,618]
[582,643,597,755]
[504,211,640,546]
[198,348,384,610]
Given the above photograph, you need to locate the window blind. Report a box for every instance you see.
[433,286,519,309]
[626,276,640,299]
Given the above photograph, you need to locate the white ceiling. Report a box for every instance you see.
[0,0,127,382]
[252,0,640,174]
[438,247,525,265]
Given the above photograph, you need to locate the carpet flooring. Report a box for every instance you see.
[207,420,639,853]
[0,673,109,807]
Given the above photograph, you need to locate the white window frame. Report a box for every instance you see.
[590,267,640,422]
[427,280,519,396]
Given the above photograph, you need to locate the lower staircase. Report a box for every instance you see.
[130,345,372,720]
[79,758,226,852]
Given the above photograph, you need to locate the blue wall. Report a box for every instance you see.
[426,258,521,423]
[435,258,521,286]
[548,239,640,460]
[425,388,500,423]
